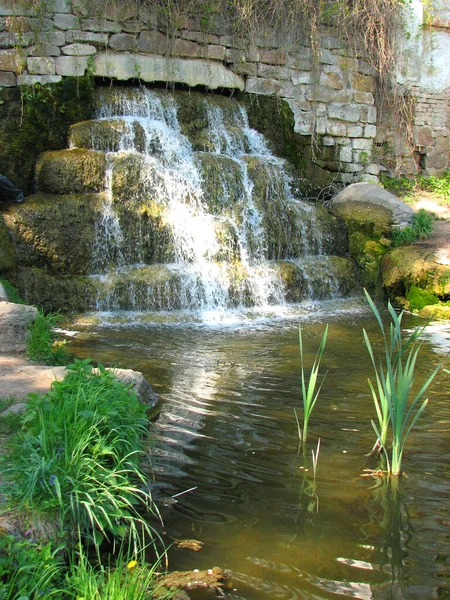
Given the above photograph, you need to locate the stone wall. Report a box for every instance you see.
[0,0,448,183]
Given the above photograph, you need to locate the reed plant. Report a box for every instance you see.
[363,291,440,475]
[295,324,328,451]
[4,359,162,554]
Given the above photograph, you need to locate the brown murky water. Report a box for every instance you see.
[70,300,450,599]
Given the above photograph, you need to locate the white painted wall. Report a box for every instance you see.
[400,0,450,92]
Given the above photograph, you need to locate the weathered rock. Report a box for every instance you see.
[0,214,17,271]
[36,149,106,195]
[109,368,160,410]
[330,183,415,232]
[0,301,37,353]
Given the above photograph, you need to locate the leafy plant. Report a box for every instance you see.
[391,209,434,247]
[295,324,328,451]
[363,290,441,475]
[26,309,71,365]
[0,535,63,599]
[5,359,162,554]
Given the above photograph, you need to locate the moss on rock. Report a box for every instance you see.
[36,149,106,195]
[0,215,17,272]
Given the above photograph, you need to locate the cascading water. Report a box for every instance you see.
[64,86,356,314]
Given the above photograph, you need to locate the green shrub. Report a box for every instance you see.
[0,278,22,304]
[26,310,71,365]
[5,359,161,553]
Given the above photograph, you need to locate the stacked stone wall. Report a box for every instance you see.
[0,0,448,183]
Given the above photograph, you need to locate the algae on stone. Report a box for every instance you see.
[0,215,17,273]
[36,149,106,195]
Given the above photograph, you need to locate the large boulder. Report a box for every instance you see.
[330,182,415,233]
[0,301,37,353]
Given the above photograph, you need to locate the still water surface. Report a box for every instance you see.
[70,300,450,599]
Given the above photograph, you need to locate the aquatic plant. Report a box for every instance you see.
[295,324,328,450]
[5,359,163,555]
[26,309,71,365]
[363,290,441,475]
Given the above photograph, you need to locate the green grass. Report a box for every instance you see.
[0,279,22,304]
[363,290,441,475]
[295,324,328,452]
[3,358,162,555]
[391,209,434,247]
[26,309,72,365]
[381,171,450,203]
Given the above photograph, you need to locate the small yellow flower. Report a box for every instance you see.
[127,560,138,571]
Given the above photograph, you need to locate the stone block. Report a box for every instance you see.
[354,91,374,104]
[287,56,312,71]
[54,13,80,30]
[17,74,62,85]
[245,76,282,96]
[182,30,220,45]
[29,44,61,56]
[206,45,226,61]
[29,17,53,31]
[66,30,109,46]
[360,105,377,124]
[81,18,122,33]
[258,50,286,65]
[55,55,88,76]
[122,21,145,33]
[40,31,65,46]
[306,85,337,103]
[351,73,375,92]
[5,15,30,33]
[258,63,290,80]
[322,136,335,146]
[326,121,347,136]
[321,34,345,50]
[138,30,169,54]
[0,302,37,353]
[335,55,359,71]
[219,35,247,49]
[0,17,4,31]
[333,89,353,103]
[319,49,335,64]
[0,1,34,16]
[328,103,360,122]
[27,56,56,75]
[0,49,25,73]
[0,70,15,85]
[293,110,314,135]
[93,52,245,90]
[0,32,33,48]
[364,125,377,138]
[46,0,71,13]
[291,70,311,85]
[62,43,97,56]
[319,71,343,90]
[364,163,382,175]
[279,82,296,98]
[105,0,139,21]
[231,62,257,76]
[352,138,373,151]
[172,38,202,58]
[109,33,136,51]
[339,145,353,162]
[347,125,363,138]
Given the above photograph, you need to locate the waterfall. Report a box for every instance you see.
[64,86,356,313]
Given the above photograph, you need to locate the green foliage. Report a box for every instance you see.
[363,290,441,475]
[26,309,71,365]
[295,324,328,451]
[391,209,434,247]
[68,545,172,600]
[381,171,450,202]
[0,76,95,194]
[406,285,439,311]
[0,279,22,304]
[5,359,161,553]
[0,534,63,599]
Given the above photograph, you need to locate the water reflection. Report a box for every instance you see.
[70,309,450,599]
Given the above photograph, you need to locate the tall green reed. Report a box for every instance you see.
[363,290,440,475]
[295,324,328,452]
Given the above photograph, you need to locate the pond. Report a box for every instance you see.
[69,299,450,600]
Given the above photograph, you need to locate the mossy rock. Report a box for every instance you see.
[406,285,439,311]
[279,257,359,301]
[110,152,149,204]
[12,267,97,313]
[348,231,391,289]
[381,245,450,305]
[36,149,106,195]
[2,193,98,275]
[0,214,17,272]
[69,119,146,153]
[419,302,450,320]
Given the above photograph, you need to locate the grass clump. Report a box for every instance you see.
[4,358,162,554]
[26,309,71,365]
[363,290,441,475]
[0,278,22,304]
[295,324,328,453]
[391,209,434,247]
[381,171,450,203]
